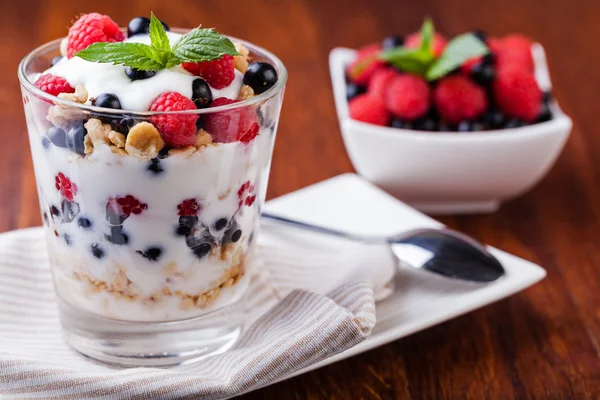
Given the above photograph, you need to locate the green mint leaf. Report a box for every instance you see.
[149,12,170,53]
[171,27,240,63]
[380,47,435,75]
[426,33,489,81]
[419,17,434,54]
[75,42,165,71]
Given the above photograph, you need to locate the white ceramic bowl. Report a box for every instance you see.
[329,44,572,214]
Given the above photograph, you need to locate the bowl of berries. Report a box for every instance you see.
[329,19,572,214]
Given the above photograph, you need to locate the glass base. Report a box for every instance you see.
[58,297,244,368]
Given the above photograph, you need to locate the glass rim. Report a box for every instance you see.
[17,29,287,116]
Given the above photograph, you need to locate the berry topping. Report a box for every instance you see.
[470,62,495,87]
[203,98,259,144]
[66,13,124,59]
[78,217,92,229]
[34,74,75,97]
[47,126,67,148]
[382,35,404,50]
[433,76,487,124]
[346,43,385,86]
[65,120,87,156]
[231,230,242,243]
[90,243,105,259]
[346,82,366,101]
[192,78,213,109]
[368,68,397,98]
[93,93,121,109]
[108,195,148,217]
[149,92,198,148]
[492,67,542,122]
[178,198,201,217]
[55,173,77,201]
[495,34,534,72]
[176,216,199,236]
[214,218,228,231]
[349,94,390,126]
[50,56,63,67]
[404,32,448,57]
[125,67,157,81]
[384,74,430,121]
[136,247,163,261]
[127,16,169,37]
[183,55,235,90]
[243,62,278,94]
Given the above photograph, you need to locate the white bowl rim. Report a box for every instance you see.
[330,45,573,143]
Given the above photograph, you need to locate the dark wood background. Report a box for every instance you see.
[3,0,600,398]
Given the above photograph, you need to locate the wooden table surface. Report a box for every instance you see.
[3,0,600,398]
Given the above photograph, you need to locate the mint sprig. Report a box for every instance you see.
[75,13,240,71]
[378,18,489,81]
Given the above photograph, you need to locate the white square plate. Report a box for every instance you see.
[262,173,546,381]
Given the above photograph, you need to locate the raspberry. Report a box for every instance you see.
[368,68,398,98]
[384,74,430,121]
[66,13,124,59]
[433,76,487,124]
[346,43,385,86]
[492,67,542,122]
[203,98,260,143]
[149,92,198,148]
[349,94,390,126]
[178,199,201,217]
[108,195,147,217]
[405,32,448,57]
[182,55,235,89]
[34,74,75,97]
[495,35,534,72]
[238,181,256,208]
[55,173,77,201]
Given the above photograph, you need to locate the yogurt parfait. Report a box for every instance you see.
[18,12,286,365]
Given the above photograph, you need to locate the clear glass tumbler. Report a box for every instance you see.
[18,34,286,367]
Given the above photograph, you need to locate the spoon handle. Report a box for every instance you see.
[261,212,383,244]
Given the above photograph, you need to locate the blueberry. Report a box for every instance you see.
[47,126,67,148]
[243,62,278,94]
[125,66,156,81]
[192,78,212,109]
[106,226,129,245]
[248,231,254,245]
[346,82,365,101]
[192,243,212,260]
[63,233,72,246]
[390,119,412,129]
[127,17,169,37]
[457,121,477,132]
[471,63,495,87]
[93,93,121,110]
[196,117,204,131]
[414,118,438,131]
[158,147,170,159]
[231,230,242,243]
[537,99,553,123]
[42,212,49,226]
[185,225,214,248]
[60,200,80,223]
[90,243,104,259]
[473,30,488,43]
[50,205,60,218]
[105,206,127,226]
[505,118,525,129]
[214,218,228,231]
[137,247,162,261]
[78,217,92,229]
[483,53,495,66]
[41,136,51,149]
[50,56,63,67]
[113,117,136,134]
[543,91,553,104]
[484,109,505,129]
[147,158,164,175]
[176,216,199,236]
[438,122,452,132]
[382,35,404,50]
[65,120,87,156]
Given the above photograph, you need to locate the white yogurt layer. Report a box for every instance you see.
[46,32,243,111]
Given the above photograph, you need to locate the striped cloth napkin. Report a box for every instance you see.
[0,225,396,399]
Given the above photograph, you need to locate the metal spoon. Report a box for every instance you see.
[261,212,505,283]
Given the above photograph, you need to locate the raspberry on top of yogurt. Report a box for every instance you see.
[34,12,280,154]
